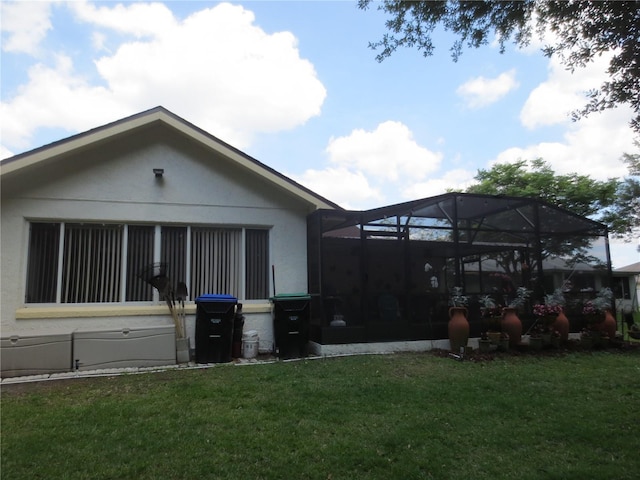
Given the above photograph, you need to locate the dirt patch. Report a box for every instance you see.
[1,376,97,397]
[430,338,640,363]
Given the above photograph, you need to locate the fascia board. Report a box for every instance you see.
[0,111,164,177]
[1,107,340,211]
[162,115,338,210]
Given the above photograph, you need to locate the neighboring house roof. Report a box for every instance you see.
[615,262,640,274]
[542,257,604,273]
[457,256,605,275]
[0,106,342,211]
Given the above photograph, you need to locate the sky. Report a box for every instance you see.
[1,0,639,267]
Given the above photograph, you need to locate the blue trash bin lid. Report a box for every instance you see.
[196,294,238,303]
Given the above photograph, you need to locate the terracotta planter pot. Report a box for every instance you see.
[599,310,617,339]
[552,309,570,343]
[501,307,522,348]
[448,307,469,352]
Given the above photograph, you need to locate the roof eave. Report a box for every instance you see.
[1,106,341,211]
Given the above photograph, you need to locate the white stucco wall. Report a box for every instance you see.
[1,124,315,350]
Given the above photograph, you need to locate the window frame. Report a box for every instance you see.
[24,221,271,305]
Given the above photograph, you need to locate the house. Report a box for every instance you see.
[1,106,623,376]
[613,262,640,318]
[1,106,339,374]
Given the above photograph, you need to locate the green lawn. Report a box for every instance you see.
[2,351,639,479]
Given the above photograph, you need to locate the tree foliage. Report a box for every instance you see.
[358,0,640,136]
[466,158,618,217]
[462,160,623,278]
[465,158,639,240]
[600,152,640,239]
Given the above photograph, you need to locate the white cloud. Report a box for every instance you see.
[1,1,53,55]
[292,121,447,209]
[493,50,636,181]
[520,54,612,129]
[0,144,14,160]
[1,2,326,152]
[401,168,477,201]
[609,238,640,269]
[494,106,635,180]
[1,55,129,150]
[291,167,383,210]
[456,69,519,108]
[68,1,176,38]
[91,32,109,52]
[325,121,442,181]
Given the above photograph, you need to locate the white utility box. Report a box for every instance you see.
[73,325,176,371]
[1,332,72,378]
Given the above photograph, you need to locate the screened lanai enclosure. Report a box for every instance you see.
[307,193,612,345]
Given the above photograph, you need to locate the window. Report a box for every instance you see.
[246,229,269,299]
[25,222,270,303]
[126,225,154,301]
[162,226,188,296]
[62,224,123,303]
[25,223,59,303]
[190,227,241,299]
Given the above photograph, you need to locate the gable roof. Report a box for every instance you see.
[0,106,342,211]
[615,262,640,274]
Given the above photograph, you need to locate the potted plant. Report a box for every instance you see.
[508,286,531,309]
[629,323,640,340]
[529,325,544,351]
[580,328,594,349]
[582,300,599,324]
[584,287,616,339]
[533,302,562,326]
[530,288,571,346]
[450,286,469,308]
[502,287,531,348]
[592,287,613,313]
[545,288,570,342]
[478,331,492,353]
[534,288,565,326]
[448,287,469,352]
[584,328,607,348]
[498,332,510,351]
[479,295,502,332]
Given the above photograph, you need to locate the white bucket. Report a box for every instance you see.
[243,330,259,340]
[242,330,259,359]
[242,339,259,359]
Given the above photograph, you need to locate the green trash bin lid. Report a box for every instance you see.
[270,293,311,301]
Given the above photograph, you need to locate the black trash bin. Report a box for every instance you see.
[270,293,311,358]
[195,294,237,363]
